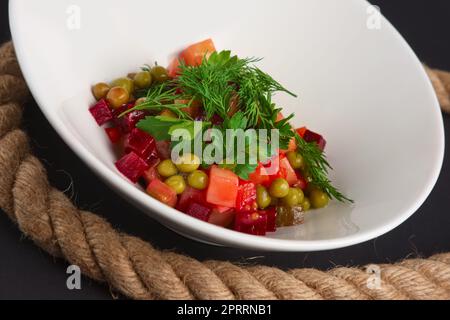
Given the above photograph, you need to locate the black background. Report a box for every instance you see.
[0,1,449,299]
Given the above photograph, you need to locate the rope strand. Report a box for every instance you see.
[1,41,449,300]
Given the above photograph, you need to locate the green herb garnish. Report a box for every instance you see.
[130,51,351,202]
[121,83,192,120]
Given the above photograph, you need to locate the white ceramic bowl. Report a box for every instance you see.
[10,0,444,251]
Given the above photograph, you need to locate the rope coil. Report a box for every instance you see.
[1,41,449,300]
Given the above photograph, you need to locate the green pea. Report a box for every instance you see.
[106,86,129,109]
[256,185,271,209]
[301,197,311,211]
[187,170,209,190]
[111,77,134,95]
[281,188,303,207]
[310,189,329,209]
[159,109,178,119]
[92,82,110,100]
[165,175,186,194]
[151,65,169,83]
[291,187,305,203]
[269,178,290,198]
[157,159,178,178]
[286,151,304,170]
[175,153,200,173]
[134,71,152,89]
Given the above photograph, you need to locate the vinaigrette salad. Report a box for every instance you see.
[89,39,351,236]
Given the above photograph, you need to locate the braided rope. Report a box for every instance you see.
[1,41,449,300]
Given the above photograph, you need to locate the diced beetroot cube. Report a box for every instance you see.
[115,151,149,183]
[89,99,113,126]
[293,172,308,190]
[177,186,206,211]
[234,211,268,236]
[119,110,147,133]
[195,112,223,125]
[235,180,257,212]
[156,140,171,159]
[211,114,224,126]
[303,129,327,151]
[111,103,145,133]
[195,111,207,122]
[146,179,177,207]
[124,128,158,163]
[186,202,212,222]
[263,208,277,232]
[104,127,122,144]
[112,103,134,118]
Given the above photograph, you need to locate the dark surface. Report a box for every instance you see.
[0,1,449,299]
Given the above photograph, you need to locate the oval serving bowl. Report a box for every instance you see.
[10,0,444,251]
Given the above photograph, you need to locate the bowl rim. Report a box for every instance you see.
[9,0,445,252]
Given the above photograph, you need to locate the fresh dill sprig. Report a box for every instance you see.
[294,133,352,203]
[176,51,253,120]
[237,65,297,128]
[120,83,192,120]
[176,50,296,131]
[131,50,351,202]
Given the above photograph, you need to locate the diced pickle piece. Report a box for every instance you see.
[275,206,304,227]
[276,206,294,227]
[291,206,305,225]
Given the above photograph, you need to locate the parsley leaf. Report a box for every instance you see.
[133,50,351,202]
[136,116,183,141]
[224,111,248,130]
[233,163,258,180]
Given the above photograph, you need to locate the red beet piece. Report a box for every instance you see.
[111,103,146,133]
[235,180,257,212]
[177,186,206,212]
[303,129,327,151]
[293,172,308,190]
[142,159,161,184]
[112,103,134,118]
[89,99,113,126]
[186,202,212,222]
[156,140,172,159]
[124,128,158,163]
[234,211,268,236]
[115,151,149,183]
[119,110,146,133]
[263,208,277,232]
[104,127,122,144]
[211,114,224,126]
[194,112,223,125]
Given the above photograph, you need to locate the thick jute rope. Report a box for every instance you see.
[1,41,450,300]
